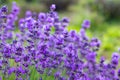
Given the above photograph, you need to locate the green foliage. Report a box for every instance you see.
[41,0,75,11]
[89,0,120,20]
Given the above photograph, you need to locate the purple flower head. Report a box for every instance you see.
[62,17,69,23]
[39,77,42,80]
[19,18,25,27]
[82,20,90,29]
[87,52,96,62]
[1,5,8,13]
[54,71,61,78]
[118,69,120,77]
[100,56,105,63]
[111,52,119,66]
[112,52,119,58]
[111,57,119,66]
[80,28,86,36]
[62,17,69,27]
[38,12,46,22]
[50,4,56,11]
[12,2,20,15]
[8,67,15,75]
[25,11,32,17]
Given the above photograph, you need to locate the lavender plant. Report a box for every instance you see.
[0,2,120,80]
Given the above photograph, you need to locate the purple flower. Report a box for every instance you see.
[1,5,8,12]
[118,69,120,77]
[25,11,32,17]
[8,67,15,75]
[0,3,120,80]
[12,2,20,15]
[111,52,119,66]
[50,4,56,11]
[82,20,90,29]
[38,13,46,22]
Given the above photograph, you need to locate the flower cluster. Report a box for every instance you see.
[0,2,120,80]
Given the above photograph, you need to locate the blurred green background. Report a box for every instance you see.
[0,0,120,60]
